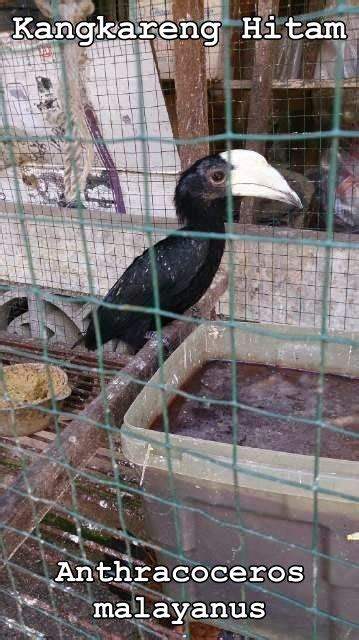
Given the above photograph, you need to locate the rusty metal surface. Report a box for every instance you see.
[0,333,130,421]
[0,332,131,373]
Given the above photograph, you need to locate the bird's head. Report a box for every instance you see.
[175,150,302,227]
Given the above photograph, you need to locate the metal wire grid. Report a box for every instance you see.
[0,0,358,638]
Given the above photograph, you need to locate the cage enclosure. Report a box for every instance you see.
[122,323,359,639]
[0,0,359,637]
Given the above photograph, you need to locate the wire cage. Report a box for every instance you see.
[0,0,358,638]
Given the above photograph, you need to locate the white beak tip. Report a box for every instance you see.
[289,190,303,210]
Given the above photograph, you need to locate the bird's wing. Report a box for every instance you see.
[104,234,210,313]
[84,234,211,349]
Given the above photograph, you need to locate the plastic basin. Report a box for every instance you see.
[122,324,359,638]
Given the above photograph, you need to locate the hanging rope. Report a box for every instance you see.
[34,0,95,205]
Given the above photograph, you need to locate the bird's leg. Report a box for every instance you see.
[191,303,217,321]
[145,331,172,354]
[112,338,120,353]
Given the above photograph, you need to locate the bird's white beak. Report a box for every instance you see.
[220,149,303,209]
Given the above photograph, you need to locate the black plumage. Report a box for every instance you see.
[83,155,229,352]
[80,151,301,352]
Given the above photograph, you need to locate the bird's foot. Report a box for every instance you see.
[145,331,172,354]
[190,304,202,318]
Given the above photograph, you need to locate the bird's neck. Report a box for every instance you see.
[177,197,226,233]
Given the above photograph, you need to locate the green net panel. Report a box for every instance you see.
[0,0,358,638]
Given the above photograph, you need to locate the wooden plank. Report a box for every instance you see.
[1,200,359,243]
[0,269,228,562]
[173,0,209,169]
[0,198,180,229]
[240,0,280,224]
[228,78,359,90]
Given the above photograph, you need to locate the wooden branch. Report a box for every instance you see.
[173,0,209,169]
[240,0,279,224]
[0,270,228,562]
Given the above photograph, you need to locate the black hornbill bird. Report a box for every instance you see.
[78,150,302,352]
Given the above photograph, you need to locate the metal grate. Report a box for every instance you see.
[0,334,130,420]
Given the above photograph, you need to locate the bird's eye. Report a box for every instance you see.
[210,170,225,184]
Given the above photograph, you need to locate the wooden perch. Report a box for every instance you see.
[241,0,279,224]
[0,270,228,562]
[173,0,209,169]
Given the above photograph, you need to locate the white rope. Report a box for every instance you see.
[34,0,95,205]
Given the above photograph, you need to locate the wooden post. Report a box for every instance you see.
[240,0,279,224]
[230,0,241,81]
[173,0,209,169]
